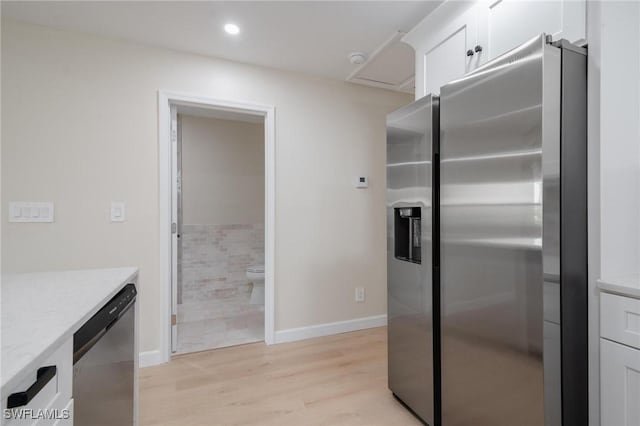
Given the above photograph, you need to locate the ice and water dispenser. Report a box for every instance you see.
[394,207,421,263]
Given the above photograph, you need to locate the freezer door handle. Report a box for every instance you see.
[7,365,57,408]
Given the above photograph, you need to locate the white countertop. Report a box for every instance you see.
[598,274,640,299]
[1,267,138,394]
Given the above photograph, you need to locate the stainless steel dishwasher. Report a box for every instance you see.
[73,284,136,426]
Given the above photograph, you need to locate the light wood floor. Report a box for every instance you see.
[139,327,422,426]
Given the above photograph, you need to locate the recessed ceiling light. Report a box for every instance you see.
[224,23,240,35]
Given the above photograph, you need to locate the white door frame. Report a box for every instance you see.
[158,90,276,363]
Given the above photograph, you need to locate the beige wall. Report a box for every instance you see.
[180,115,264,225]
[1,20,411,354]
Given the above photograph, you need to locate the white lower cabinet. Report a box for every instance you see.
[601,338,640,426]
[601,290,640,426]
[51,400,73,426]
[2,339,73,426]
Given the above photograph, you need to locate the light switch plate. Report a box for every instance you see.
[110,202,126,222]
[9,202,54,223]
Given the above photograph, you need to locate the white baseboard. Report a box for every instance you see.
[139,350,164,368]
[140,315,387,364]
[274,314,387,344]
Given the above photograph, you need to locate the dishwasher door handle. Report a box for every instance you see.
[7,365,57,408]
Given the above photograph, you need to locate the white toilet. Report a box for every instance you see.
[246,264,265,305]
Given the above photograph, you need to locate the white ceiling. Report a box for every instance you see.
[2,1,441,83]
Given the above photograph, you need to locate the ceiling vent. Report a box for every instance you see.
[346,32,415,94]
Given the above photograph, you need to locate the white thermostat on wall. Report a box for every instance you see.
[354,176,369,188]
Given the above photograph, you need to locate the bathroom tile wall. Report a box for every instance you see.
[180,223,264,302]
[176,223,264,354]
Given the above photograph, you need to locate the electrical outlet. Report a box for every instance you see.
[355,287,365,303]
[354,176,369,188]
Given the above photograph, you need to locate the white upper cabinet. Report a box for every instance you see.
[477,0,586,64]
[404,0,586,99]
[404,1,480,98]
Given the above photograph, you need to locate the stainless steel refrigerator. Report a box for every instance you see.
[387,94,439,425]
[439,34,587,425]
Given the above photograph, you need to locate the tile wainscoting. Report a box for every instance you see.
[176,223,264,354]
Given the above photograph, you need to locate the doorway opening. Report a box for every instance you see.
[159,92,275,361]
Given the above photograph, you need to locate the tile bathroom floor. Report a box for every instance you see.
[176,297,264,354]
